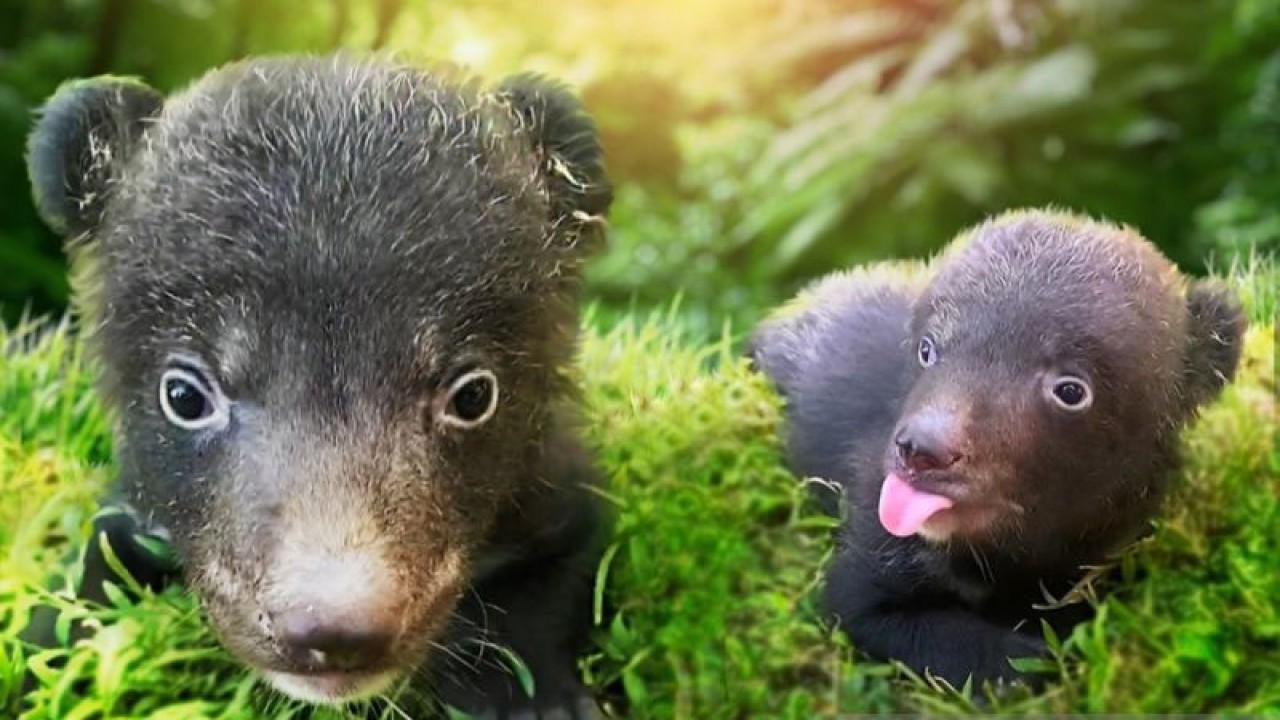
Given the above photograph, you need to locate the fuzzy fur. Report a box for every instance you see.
[750,209,1247,685]
[26,52,613,718]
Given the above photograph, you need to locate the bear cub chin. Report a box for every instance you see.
[24,53,612,719]
[750,209,1246,686]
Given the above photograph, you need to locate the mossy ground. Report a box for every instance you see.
[0,260,1276,719]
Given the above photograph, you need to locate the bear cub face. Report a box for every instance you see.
[751,210,1247,683]
[881,216,1216,557]
[27,55,610,702]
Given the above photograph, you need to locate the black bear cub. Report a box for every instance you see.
[750,210,1246,686]
[26,54,611,718]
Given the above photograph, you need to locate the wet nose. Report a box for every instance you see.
[276,605,397,672]
[895,411,963,473]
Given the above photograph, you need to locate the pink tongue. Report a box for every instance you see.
[878,472,954,537]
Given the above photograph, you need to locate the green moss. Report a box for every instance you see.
[1,264,1276,718]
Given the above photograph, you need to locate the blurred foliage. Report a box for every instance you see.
[585,0,1280,332]
[0,0,447,325]
[0,0,1276,331]
[731,0,1272,292]
[1193,0,1280,261]
[585,117,783,336]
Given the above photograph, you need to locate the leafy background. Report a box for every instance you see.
[0,0,1277,331]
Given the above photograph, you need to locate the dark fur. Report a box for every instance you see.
[750,211,1246,686]
[25,53,612,718]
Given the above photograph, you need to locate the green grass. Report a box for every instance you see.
[1,260,1277,719]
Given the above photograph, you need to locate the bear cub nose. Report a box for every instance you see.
[895,411,963,473]
[275,605,398,672]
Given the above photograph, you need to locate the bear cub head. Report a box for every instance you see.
[881,212,1245,563]
[27,54,610,702]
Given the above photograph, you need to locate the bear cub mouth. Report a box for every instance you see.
[262,668,401,704]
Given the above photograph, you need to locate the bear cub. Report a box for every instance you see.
[25,53,612,718]
[750,210,1246,686]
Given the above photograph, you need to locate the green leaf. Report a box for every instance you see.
[1008,656,1057,674]
[1041,618,1062,654]
[99,580,132,610]
[594,541,621,626]
[491,644,536,699]
[97,530,148,598]
[133,532,180,569]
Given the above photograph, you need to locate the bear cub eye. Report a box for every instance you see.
[159,365,228,430]
[1048,375,1092,411]
[440,369,499,428]
[918,336,938,368]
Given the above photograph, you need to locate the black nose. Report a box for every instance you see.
[276,608,396,672]
[895,412,963,473]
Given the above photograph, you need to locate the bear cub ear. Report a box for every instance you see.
[27,77,164,236]
[747,307,822,401]
[496,73,612,253]
[1180,279,1248,417]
